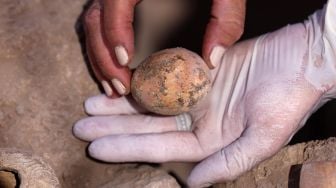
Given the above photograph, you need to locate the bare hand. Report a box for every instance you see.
[83,0,246,97]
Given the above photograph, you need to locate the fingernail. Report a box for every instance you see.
[101,80,113,96]
[111,78,126,95]
[114,45,129,66]
[210,45,226,68]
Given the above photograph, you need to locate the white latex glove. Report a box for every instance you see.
[73,1,336,187]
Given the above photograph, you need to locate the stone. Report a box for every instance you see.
[214,137,336,188]
[0,148,60,188]
[300,161,336,188]
[100,165,180,188]
[0,170,17,188]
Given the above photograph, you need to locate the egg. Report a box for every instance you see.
[131,48,211,115]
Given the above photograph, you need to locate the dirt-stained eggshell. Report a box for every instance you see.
[131,48,211,115]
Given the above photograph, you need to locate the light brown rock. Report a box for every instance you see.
[215,137,336,188]
[0,148,59,188]
[300,161,336,188]
[0,170,17,188]
[100,165,180,188]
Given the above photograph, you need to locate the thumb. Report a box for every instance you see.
[187,125,293,187]
[203,0,246,69]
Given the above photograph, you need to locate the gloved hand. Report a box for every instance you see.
[74,0,336,187]
[83,0,245,97]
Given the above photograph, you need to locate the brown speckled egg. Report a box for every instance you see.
[131,48,211,115]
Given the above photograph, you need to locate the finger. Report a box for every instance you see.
[84,95,146,115]
[74,111,192,141]
[73,115,177,141]
[84,1,131,95]
[203,0,246,68]
[103,0,140,66]
[86,43,119,98]
[88,131,205,163]
[187,125,294,187]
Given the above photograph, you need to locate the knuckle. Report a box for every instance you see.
[234,22,245,38]
[215,18,245,45]
[84,7,101,25]
[226,21,245,40]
